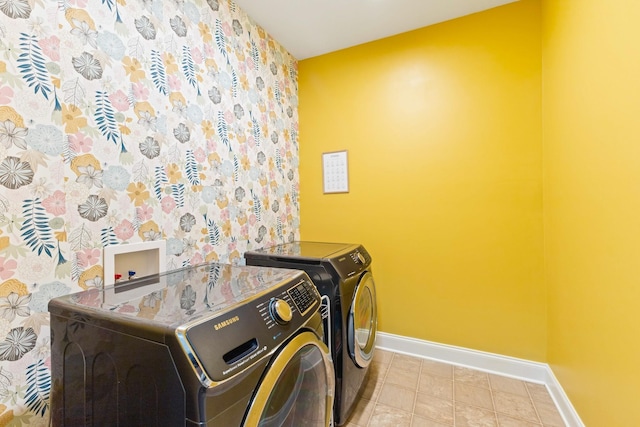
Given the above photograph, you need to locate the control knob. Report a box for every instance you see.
[269,298,293,324]
[356,252,366,264]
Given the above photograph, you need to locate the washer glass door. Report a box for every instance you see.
[348,272,378,368]
[244,331,334,427]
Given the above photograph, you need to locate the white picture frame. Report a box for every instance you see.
[322,150,349,194]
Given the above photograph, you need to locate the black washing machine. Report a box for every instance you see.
[49,262,334,426]
[245,241,378,425]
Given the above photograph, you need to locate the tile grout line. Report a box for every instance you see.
[525,382,545,426]
[487,374,499,426]
[366,352,393,427]
[409,357,423,426]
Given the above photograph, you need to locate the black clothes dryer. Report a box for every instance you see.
[49,262,334,427]
[245,241,378,425]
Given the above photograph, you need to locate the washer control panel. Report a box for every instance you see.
[183,272,321,384]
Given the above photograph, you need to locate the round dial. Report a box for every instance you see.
[356,252,366,264]
[269,298,293,324]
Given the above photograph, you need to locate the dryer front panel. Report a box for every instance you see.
[348,271,378,368]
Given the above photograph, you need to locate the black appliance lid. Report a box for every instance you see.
[48,262,307,328]
[247,241,357,260]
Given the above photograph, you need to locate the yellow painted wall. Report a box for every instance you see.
[299,0,545,361]
[542,0,640,425]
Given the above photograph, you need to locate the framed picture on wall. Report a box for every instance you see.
[322,150,349,194]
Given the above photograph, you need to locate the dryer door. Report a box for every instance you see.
[243,331,334,427]
[348,271,378,368]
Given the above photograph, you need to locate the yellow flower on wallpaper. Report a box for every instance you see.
[65,8,96,30]
[0,236,9,251]
[122,56,145,82]
[70,153,100,175]
[221,220,231,237]
[126,181,150,206]
[119,124,131,135]
[199,22,212,43]
[166,163,182,183]
[0,61,6,73]
[138,221,161,241]
[78,265,103,290]
[201,120,215,139]
[0,279,28,297]
[61,104,87,134]
[163,53,178,74]
[0,107,25,127]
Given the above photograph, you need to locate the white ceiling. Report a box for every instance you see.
[233,0,519,60]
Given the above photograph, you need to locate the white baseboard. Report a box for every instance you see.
[375,332,584,427]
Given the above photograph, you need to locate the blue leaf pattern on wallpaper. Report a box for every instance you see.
[251,189,262,222]
[25,360,50,417]
[171,184,185,208]
[250,38,260,71]
[20,199,55,257]
[204,214,220,245]
[101,0,122,23]
[101,226,119,247]
[17,33,53,101]
[251,111,261,146]
[181,45,200,95]
[185,150,201,186]
[233,154,240,182]
[150,50,168,95]
[215,19,227,60]
[231,67,238,98]
[95,90,125,152]
[217,110,231,151]
[154,165,169,200]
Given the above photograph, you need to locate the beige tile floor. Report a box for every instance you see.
[344,349,566,427]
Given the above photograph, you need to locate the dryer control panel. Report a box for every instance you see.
[330,246,372,279]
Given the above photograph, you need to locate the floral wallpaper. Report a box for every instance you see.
[0,0,299,423]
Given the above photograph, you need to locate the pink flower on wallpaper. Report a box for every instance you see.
[114,219,134,241]
[161,196,176,213]
[222,22,233,36]
[168,74,181,91]
[203,44,215,59]
[77,248,101,267]
[109,90,130,111]
[38,35,60,61]
[220,209,229,221]
[0,257,17,280]
[224,110,234,123]
[190,253,203,265]
[0,86,13,104]
[136,204,153,221]
[68,0,88,7]
[194,147,206,163]
[192,47,203,64]
[249,214,257,226]
[68,133,93,153]
[117,304,136,313]
[207,139,217,152]
[132,82,149,100]
[42,190,66,216]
